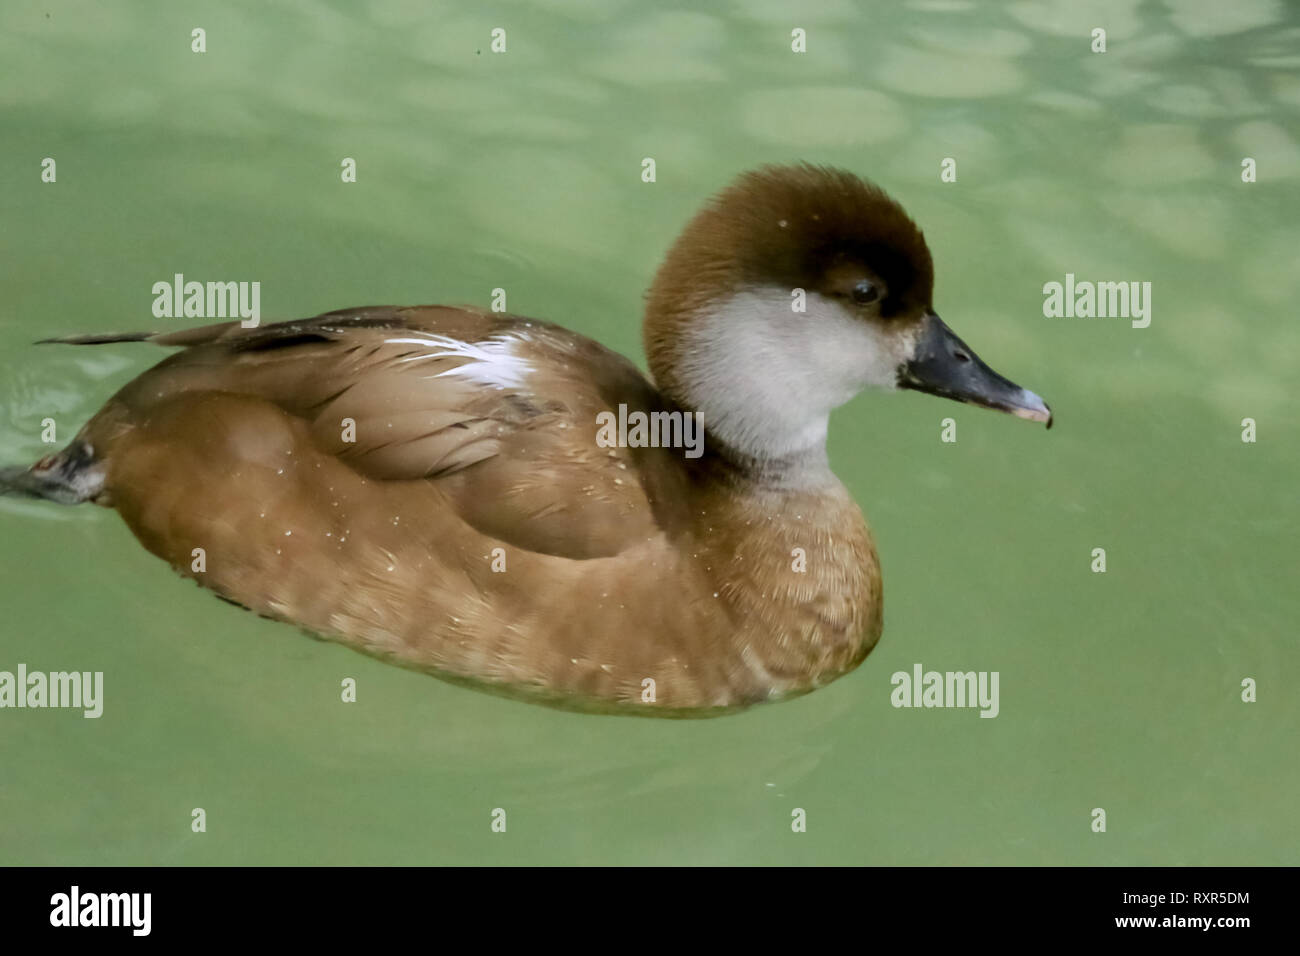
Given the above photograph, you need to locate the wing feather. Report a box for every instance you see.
[92,305,690,559]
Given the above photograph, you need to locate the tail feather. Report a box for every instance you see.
[36,320,240,349]
[0,441,103,504]
[35,331,156,345]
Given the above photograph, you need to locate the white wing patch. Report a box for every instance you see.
[384,331,533,391]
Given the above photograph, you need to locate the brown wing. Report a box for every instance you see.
[85,306,691,559]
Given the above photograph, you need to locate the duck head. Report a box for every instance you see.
[644,164,1051,464]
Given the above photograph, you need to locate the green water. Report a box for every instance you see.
[2,0,1297,865]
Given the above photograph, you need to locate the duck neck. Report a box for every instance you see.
[648,287,887,487]
[694,434,835,494]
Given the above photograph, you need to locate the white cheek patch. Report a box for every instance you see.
[384,332,533,390]
[675,287,918,462]
[803,294,921,395]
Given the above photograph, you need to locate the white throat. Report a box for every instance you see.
[672,288,918,464]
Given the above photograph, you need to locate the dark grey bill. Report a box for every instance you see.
[898,313,1052,427]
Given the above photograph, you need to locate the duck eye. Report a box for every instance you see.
[851,280,879,305]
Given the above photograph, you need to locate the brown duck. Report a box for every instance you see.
[1,165,1050,716]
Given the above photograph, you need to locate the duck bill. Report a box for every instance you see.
[898,313,1052,427]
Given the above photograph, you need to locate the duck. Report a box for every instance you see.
[0,165,1051,717]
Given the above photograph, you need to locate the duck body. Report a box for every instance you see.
[2,165,1048,716]
[63,306,881,714]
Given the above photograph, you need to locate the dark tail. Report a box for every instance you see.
[35,331,155,345]
[0,440,103,504]
[36,322,236,348]
[7,330,197,503]
[9,324,251,504]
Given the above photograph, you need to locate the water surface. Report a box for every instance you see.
[1,0,1296,864]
